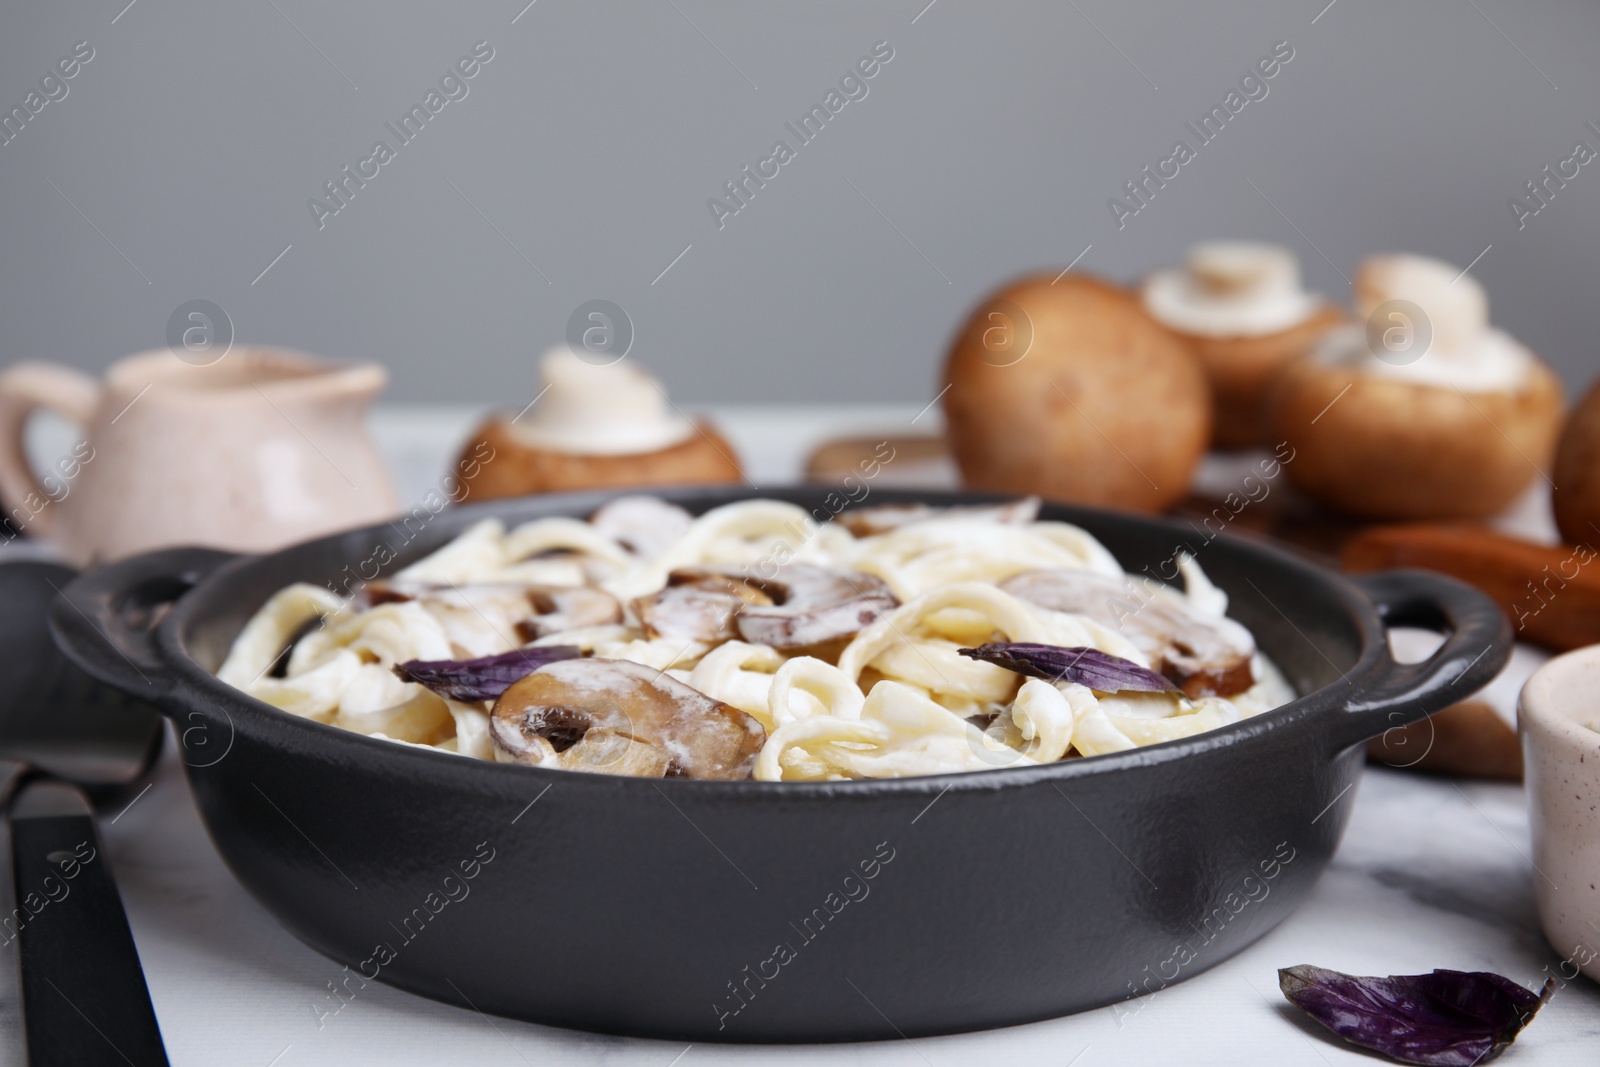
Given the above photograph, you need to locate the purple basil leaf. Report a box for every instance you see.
[393,646,583,703]
[956,642,1179,693]
[1279,965,1556,1066]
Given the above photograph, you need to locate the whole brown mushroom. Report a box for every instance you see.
[1142,242,1343,449]
[1268,255,1564,520]
[941,273,1211,514]
[462,417,741,499]
[1553,378,1600,545]
[457,349,741,501]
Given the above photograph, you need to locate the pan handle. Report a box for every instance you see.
[48,546,239,702]
[1331,568,1512,751]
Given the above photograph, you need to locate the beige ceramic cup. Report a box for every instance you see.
[1520,646,1600,982]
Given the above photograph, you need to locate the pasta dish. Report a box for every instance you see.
[216,497,1293,781]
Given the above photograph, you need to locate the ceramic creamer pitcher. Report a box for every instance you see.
[0,347,399,564]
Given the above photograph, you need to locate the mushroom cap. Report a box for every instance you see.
[1268,352,1565,520]
[942,273,1210,513]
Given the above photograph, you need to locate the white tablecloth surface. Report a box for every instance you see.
[1,403,1594,1066]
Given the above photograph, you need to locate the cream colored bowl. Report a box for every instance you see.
[1520,646,1600,982]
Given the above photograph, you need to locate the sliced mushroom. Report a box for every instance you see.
[734,565,899,651]
[354,581,620,655]
[998,569,1255,698]
[492,727,681,777]
[490,658,764,779]
[516,585,622,640]
[591,496,694,560]
[559,728,684,777]
[632,569,773,644]
[839,496,1041,538]
[400,583,551,658]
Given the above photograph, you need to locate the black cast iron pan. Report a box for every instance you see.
[47,487,1509,1042]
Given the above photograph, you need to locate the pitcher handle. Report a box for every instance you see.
[0,361,101,540]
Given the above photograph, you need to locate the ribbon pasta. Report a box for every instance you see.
[218,498,1295,778]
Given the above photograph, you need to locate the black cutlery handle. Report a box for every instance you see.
[10,783,168,1067]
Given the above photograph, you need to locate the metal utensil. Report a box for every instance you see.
[0,561,167,1065]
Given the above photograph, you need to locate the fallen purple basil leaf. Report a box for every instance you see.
[1279,964,1556,1066]
[956,642,1178,694]
[393,646,583,702]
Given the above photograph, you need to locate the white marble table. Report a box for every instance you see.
[2,404,1595,1066]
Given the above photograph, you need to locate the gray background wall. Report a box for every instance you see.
[2,0,1597,404]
